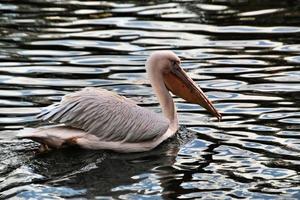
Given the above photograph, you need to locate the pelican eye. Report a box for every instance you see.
[172,61,180,70]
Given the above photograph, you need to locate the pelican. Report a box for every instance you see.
[17,51,221,153]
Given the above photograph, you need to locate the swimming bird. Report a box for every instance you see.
[17,51,221,153]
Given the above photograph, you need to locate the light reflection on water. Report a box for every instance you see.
[0,0,300,199]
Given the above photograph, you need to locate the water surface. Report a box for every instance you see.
[0,0,300,199]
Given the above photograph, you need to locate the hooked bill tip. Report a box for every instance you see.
[217,114,222,122]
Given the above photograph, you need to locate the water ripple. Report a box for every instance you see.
[64,17,300,34]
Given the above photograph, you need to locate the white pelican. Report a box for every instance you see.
[17,51,221,153]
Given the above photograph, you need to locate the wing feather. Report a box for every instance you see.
[38,87,169,143]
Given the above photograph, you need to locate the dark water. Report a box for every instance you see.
[0,0,300,199]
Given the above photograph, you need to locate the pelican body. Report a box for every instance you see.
[17,51,221,153]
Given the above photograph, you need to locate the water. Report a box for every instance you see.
[0,0,300,199]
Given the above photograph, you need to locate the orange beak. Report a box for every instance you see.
[163,62,222,121]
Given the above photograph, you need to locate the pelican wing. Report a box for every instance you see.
[37,87,169,143]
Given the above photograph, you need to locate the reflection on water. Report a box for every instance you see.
[0,0,300,199]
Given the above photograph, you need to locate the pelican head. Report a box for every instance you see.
[146,51,221,128]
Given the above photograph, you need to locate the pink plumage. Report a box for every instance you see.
[17,51,221,153]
